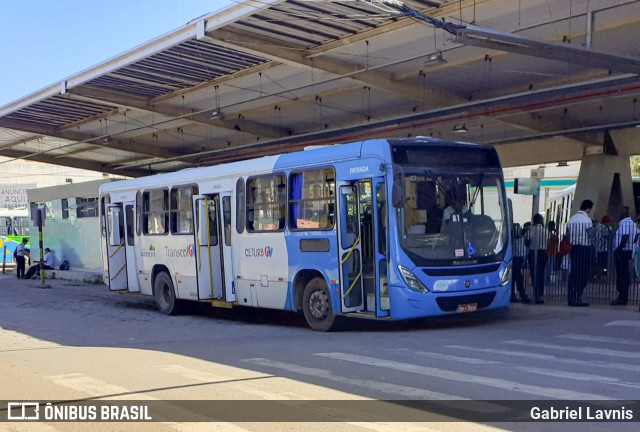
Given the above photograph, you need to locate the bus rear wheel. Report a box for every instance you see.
[154,272,179,315]
[302,277,336,331]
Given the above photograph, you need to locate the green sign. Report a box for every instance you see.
[514,178,540,196]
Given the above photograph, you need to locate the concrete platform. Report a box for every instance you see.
[2,266,103,284]
[45,269,103,284]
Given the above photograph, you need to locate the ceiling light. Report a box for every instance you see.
[424,51,447,66]
[557,161,569,167]
[452,123,468,133]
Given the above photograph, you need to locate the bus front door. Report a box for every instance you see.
[105,204,127,291]
[371,177,390,317]
[193,195,225,300]
[338,185,364,312]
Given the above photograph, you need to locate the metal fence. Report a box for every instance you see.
[513,221,640,306]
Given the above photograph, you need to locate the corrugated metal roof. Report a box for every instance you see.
[0,0,639,177]
[83,40,270,99]
[5,95,115,128]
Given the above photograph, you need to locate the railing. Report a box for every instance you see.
[513,222,639,306]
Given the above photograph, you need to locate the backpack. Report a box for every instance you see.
[559,237,571,256]
[60,260,70,270]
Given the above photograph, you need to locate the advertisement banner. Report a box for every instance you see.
[0,184,36,209]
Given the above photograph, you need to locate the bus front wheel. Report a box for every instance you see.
[154,272,178,315]
[302,277,336,331]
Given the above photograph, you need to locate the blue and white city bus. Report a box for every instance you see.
[100,137,511,331]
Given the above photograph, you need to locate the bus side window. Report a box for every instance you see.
[236,178,245,234]
[222,196,231,246]
[247,209,254,231]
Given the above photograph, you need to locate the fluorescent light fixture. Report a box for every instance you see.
[452,123,468,133]
[424,51,447,66]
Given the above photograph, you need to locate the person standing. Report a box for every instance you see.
[14,238,29,279]
[511,223,532,303]
[566,199,594,307]
[526,213,548,304]
[545,220,559,286]
[612,206,639,306]
[596,215,612,280]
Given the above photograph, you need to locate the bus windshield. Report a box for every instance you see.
[394,168,508,265]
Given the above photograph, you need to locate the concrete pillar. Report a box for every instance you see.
[572,130,637,222]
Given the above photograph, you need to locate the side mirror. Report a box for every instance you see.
[391,180,405,208]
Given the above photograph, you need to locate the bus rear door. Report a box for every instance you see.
[193,194,229,300]
[220,193,235,302]
[123,202,140,292]
[105,204,127,291]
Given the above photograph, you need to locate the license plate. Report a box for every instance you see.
[457,303,478,313]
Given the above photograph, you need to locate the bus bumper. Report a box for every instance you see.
[387,284,510,320]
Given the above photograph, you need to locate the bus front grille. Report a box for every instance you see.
[423,263,500,277]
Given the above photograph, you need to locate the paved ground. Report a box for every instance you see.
[1,274,639,431]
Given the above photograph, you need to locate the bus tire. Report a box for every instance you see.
[302,277,336,331]
[154,272,179,315]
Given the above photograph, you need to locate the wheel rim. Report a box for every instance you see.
[162,283,171,304]
[156,277,172,308]
[309,290,329,320]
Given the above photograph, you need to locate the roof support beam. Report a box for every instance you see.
[114,74,640,170]
[65,87,291,139]
[207,28,456,104]
[454,25,640,75]
[0,147,145,178]
[0,118,183,160]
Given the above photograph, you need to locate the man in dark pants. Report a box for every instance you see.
[526,214,548,304]
[612,206,638,306]
[511,223,532,303]
[14,238,29,279]
[566,199,594,307]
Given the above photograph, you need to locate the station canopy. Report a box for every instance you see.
[2,0,640,177]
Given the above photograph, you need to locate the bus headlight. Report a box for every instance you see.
[500,262,512,286]
[398,265,430,292]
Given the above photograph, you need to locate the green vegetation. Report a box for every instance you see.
[631,156,640,176]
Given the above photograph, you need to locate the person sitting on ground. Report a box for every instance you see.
[24,248,56,279]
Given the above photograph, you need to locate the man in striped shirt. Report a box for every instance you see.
[566,199,594,307]
[612,206,639,306]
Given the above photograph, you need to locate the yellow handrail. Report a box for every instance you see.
[342,271,362,298]
[340,234,361,264]
[109,242,124,259]
[111,263,126,280]
[341,234,362,298]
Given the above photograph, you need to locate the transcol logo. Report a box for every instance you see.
[165,245,195,258]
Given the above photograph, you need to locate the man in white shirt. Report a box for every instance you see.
[612,206,638,306]
[441,195,470,231]
[43,248,55,270]
[525,213,548,304]
[566,199,594,306]
[14,238,28,279]
[24,247,55,279]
